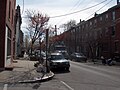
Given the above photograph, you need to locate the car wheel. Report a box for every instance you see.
[84,60,87,63]
[65,67,69,71]
[71,58,73,61]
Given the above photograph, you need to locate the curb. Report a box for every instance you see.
[18,71,55,83]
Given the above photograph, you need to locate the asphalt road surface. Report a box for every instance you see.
[1,61,120,90]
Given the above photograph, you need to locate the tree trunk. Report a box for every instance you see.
[88,43,95,63]
[30,43,33,55]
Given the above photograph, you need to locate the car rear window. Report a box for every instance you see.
[51,55,64,60]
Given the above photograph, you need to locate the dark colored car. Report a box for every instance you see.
[61,51,69,60]
[113,52,120,62]
[70,52,87,62]
[55,50,69,59]
[49,53,70,71]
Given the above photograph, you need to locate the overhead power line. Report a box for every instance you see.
[56,0,85,25]
[21,0,24,14]
[69,0,85,12]
[50,0,108,18]
[85,0,113,20]
[72,0,86,11]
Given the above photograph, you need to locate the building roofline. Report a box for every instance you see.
[85,4,120,22]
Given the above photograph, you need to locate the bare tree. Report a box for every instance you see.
[60,20,76,31]
[25,10,49,54]
[85,31,100,63]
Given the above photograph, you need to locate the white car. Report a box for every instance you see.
[49,53,70,71]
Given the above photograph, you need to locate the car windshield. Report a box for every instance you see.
[75,53,83,56]
[50,55,64,60]
[54,45,66,51]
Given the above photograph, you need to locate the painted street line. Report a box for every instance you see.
[3,84,8,90]
[61,81,74,90]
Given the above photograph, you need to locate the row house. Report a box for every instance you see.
[15,5,24,58]
[63,3,120,59]
[0,0,16,70]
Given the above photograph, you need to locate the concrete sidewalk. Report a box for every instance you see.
[0,59,54,84]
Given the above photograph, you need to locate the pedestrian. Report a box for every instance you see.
[101,56,106,65]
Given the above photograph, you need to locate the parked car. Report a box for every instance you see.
[49,52,70,71]
[61,51,70,60]
[29,54,37,61]
[55,50,70,59]
[113,52,120,62]
[29,51,46,61]
[38,51,46,60]
[70,52,87,62]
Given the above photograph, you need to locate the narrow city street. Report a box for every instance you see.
[1,0,120,90]
[1,61,120,90]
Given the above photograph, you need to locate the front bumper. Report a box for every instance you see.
[50,62,70,69]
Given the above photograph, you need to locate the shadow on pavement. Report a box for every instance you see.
[51,68,70,74]
[32,83,41,89]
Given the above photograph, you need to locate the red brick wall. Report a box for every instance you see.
[62,4,120,59]
[0,0,6,68]
[0,0,16,68]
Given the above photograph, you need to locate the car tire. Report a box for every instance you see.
[84,60,87,63]
[65,67,69,71]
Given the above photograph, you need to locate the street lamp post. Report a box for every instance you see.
[75,27,77,52]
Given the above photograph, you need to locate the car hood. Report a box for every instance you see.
[51,59,69,63]
[76,55,86,58]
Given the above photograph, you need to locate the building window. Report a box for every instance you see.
[12,9,14,24]
[86,33,88,39]
[90,21,92,25]
[102,43,108,51]
[86,23,88,27]
[111,26,115,36]
[100,16,103,21]
[9,1,11,19]
[112,11,115,20]
[106,14,108,19]
[100,30,102,38]
[7,29,11,56]
[115,41,119,52]
[105,28,109,36]
[94,31,97,40]
[82,25,84,29]
[7,39,11,56]
[94,19,97,24]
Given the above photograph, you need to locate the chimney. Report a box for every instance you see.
[55,25,57,36]
[117,0,119,4]
[80,19,81,23]
[94,12,98,17]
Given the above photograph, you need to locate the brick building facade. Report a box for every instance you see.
[15,5,24,58]
[0,0,16,69]
[62,3,120,60]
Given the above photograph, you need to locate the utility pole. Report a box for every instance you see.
[45,29,49,73]
[55,25,57,36]
[74,27,77,52]
[117,0,119,4]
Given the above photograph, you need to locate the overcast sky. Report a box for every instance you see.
[16,0,117,34]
